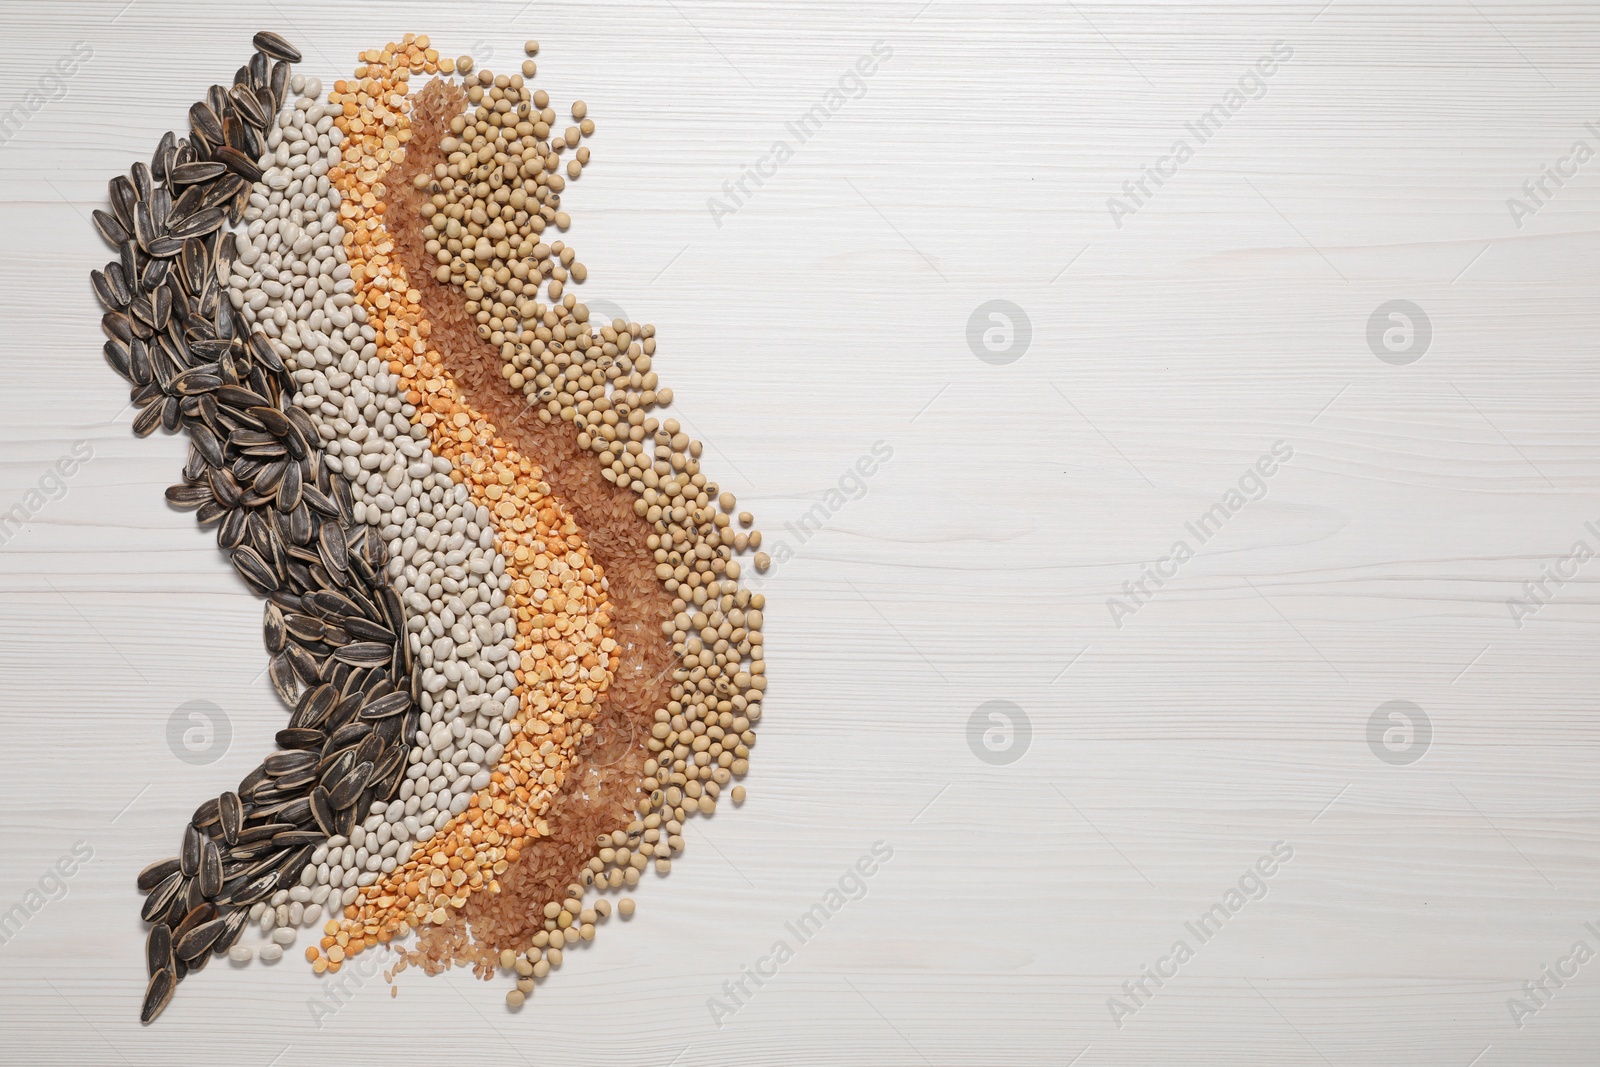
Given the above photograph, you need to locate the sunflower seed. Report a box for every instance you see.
[109,172,138,222]
[160,396,183,432]
[189,101,224,143]
[217,384,269,410]
[164,482,212,509]
[202,173,249,211]
[171,160,227,185]
[291,684,336,730]
[248,49,269,89]
[180,238,211,294]
[284,644,320,686]
[103,340,131,379]
[325,721,370,749]
[132,401,164,437]
[276,457,303,512]
[231,545,279,593]
[93,208,130,247]
[103,311,134,348]
[130,160,152,201]
[223,113,256,156]
[183,446,209,484]
[263,749,316,777]
[148,233,184,258]
[246,331,285,374]
[219,506,248,550]
[267,658,300,708]
[180,825,204,877]
[263,604,287,655]
[277,796,314,826]
[228,83,270,128]
[229,871,279,907]
[302,786,334,835]
[214,145,263,183]
[317,520,348,574]
[318,749,354,788]
[171,902,216,944]
[175,916,227,960]
[277,843,316,881]
[208,467,243,508]
[358,691,411,721]
[218,791,243,845]
[371,745,407,790]
[91,270,121,311]
[141,968,175,1025]
[275,727,323,750]
[199,838,223,897]
[148,182,171,226]
[327,762,372,809]
[252,30,302,63]
[334,642,391,668]
[194,500,227,527]
[170,206,225,240]
[105,262,133,305]
[146,923,173,977]
[237,821,296,844]
[141,872,185,923]
[137,858,181,893]
[352,731,384,769]
[213,908,250,956]
[282,614,324,643]
[190,422,224,467]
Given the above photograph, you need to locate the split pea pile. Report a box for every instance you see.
[99,30,768,1017]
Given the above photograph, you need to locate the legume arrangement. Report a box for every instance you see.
[92,32,767,1023]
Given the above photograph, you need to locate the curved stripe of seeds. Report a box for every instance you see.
[341,42,770,995]
[384,80,670,969]
[96,34,421,1023]
[391,80,677,974]
[238,76,603,968]
[227,84,531,950]
[310,39,616,966]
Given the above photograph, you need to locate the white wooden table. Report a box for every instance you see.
[1,2,1596,1063]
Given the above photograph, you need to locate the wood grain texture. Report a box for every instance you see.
[0,1,1597,1063]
